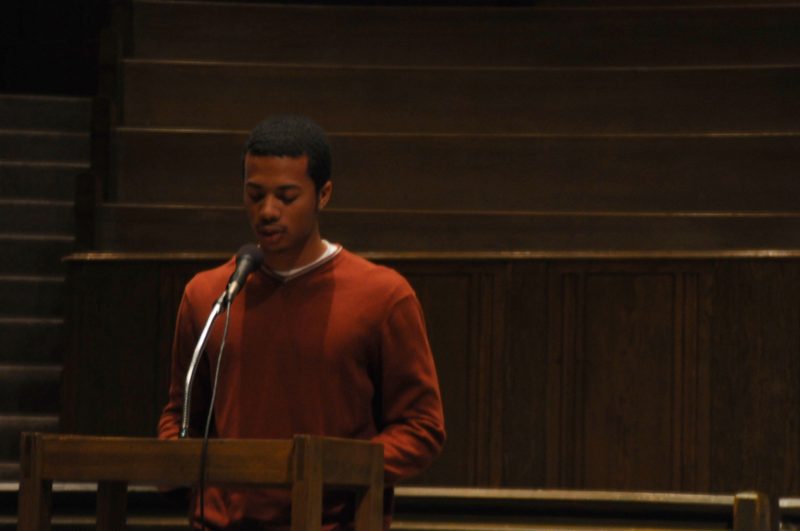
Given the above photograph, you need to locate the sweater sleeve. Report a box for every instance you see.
[158,290,213,440]
[371,293,446,484]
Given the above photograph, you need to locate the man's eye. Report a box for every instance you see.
[247,193,264,202]
[279,195,298,204]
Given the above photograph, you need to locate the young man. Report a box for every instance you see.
[158,115,446,530]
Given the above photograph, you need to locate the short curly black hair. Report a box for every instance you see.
[242,115,331,191]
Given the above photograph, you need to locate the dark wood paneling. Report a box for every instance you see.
[502,261,548,487]
[131,2,800,67]
[544,263,713,491]
[63,262,161,436]
[63,255,800,497]
[677,272,713,492]
[709,260,800,499]
[582,272,676,489]
[122,62,800,134]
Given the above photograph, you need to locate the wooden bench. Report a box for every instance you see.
[392,487,773,531]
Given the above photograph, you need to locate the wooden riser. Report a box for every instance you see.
[0,318,63,365]
[0,162,85,201]
[121,61,800,134]
[131,1,800,67]
[0,237,73,276]
[0,95,91,132]
[0,200,73,235]
[113,128,800,213]
[0,364,61,414]
[95,204,800,253]
[0,276,63,318]
[0,131,89,165]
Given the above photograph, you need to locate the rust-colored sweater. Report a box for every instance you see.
[158,249,445,529]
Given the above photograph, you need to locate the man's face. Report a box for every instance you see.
[243,153,332,270]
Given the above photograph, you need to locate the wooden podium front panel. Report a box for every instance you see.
[19,434,383,531]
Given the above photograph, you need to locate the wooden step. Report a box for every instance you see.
[0,95,91,132]
[0,276,63,318]
[0,462,18,481]
[0,161,85,201]
[0,199,73,234]
[0,414,58,462]
[0,130,89,165]
[131,1,800,67]
[121,61,800,134]
[0,364,61,414]
[0,235,73,276]
[95,204,800,253]
[0,317,63,365]
[113,128,800,213]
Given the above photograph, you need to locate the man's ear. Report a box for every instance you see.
[317,181,333,211]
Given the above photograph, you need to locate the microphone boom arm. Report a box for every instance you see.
[179,292,226,438]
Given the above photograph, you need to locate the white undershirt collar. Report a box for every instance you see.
[266,240,341,282]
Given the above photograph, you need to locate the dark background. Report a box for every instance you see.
[0,0,107,95]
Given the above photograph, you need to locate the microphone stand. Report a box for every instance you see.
[179,291,227,439]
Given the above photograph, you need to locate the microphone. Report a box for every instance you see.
[224,244,264,303]
[179,243,264,438]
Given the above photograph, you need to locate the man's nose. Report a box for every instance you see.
[260,195,280,221]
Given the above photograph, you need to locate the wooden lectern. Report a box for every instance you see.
[18,433,384,531]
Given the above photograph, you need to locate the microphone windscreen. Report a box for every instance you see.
[237,244,264,268]
[225,244,265,302]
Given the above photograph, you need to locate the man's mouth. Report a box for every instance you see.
[258,227,284,243]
